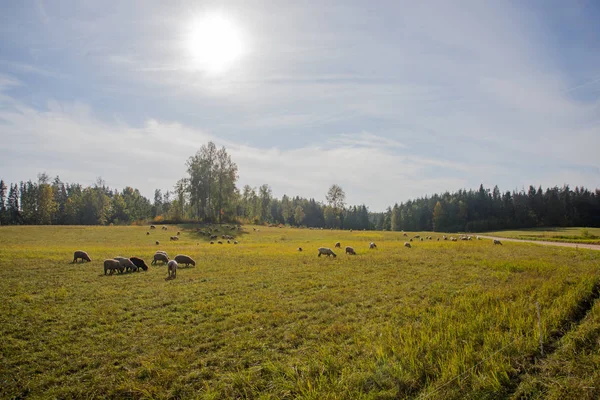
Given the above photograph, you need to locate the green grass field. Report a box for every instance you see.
[1,225,600,399]
[483,227,600,245]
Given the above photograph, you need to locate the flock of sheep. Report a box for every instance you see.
[312,234,502,258]
[71,249,196,280]
[72,226,503,278]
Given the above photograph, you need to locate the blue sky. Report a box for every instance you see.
[0,0,599,211]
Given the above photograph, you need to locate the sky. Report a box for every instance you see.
[0,0,599,211]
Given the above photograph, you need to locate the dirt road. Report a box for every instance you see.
[477,235,600,251]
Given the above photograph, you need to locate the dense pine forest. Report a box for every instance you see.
[1,142,599,231]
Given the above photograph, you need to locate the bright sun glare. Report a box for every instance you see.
[188,13,244,74]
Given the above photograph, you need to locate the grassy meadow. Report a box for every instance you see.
[483,227,600,245]
[1,225,600,399]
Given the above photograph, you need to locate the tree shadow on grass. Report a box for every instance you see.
[182,223,250,243]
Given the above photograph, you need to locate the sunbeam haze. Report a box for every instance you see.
[0,0,599,211]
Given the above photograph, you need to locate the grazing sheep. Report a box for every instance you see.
[345,246,356,255]
[403,233,408,237]
[130,257,149,271]
[298,247,303,251]
[494,239,503,245]
[420,238,424,241]
[167,260,178,279]
[114,256,137,272]
[370,242,377,249]
[414,235,421,239]
[218,241,223,244]
[443,236,448,240]
[210,235,218,240]
[146,232,150,235]
[227,240,230,244]
[152,252,169,265]
[177,231,181,236]
[404,242,412,248]
[72,250,91,263]
[335,242,341,248]
[318,247,337,258]
[104,259,122,275]
[150,225,156,229]
[410,238,413,242]
[156,241,160,245]
[451,237,458,242]
[234,241,238,244]
[437,238,440,241]
[174,254,196,267]
[210,241,214,244]
[155,250,168,258]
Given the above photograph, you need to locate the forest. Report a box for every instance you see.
[2,142,599,231]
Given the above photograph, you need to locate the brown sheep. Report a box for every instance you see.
[150,225,156,229]
[156,241,160,245]
[404,242,411,248]
[369,242,377,249]
[177,231,181,236]
[494,239,503,245]
[345,246,356,255]
[130,257,149,271]
[318,247,337,258]
[298,247,303,251]
[170,236,179,241]
[335,242,341,248]
[174,254,196,267]
[72,250,91,263]
[146,232,150,235]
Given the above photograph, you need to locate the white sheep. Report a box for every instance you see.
[103,259,122,275]
[167,260,178,279]
[404,242,411,248]
[113,256,137,272]
[369,242,377,249]
[152,252,169,265]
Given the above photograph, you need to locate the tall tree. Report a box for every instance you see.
[0,179,6,225]
[259,184,272,221]
[7,184,20,224]
[432,201,445,232]
[294,205,305,226]
[214,146,238,223]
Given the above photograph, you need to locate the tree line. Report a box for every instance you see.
[371,184,600,232]
[1,142,599,231]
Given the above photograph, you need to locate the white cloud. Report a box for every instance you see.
[1,2,599,211]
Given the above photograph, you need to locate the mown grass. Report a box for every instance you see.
[1,225,600,399]
[483,227,600,245]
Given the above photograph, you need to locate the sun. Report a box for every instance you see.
[188,13,244,74]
